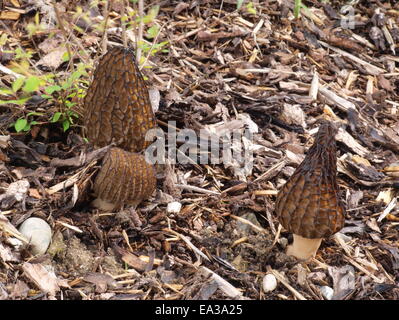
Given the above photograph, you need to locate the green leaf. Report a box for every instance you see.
[15,118,28,132]
[246,2,256,15]
[62,119,70,132]
[0,87,14,95]
[147,25,159,39]
[51,112,62,123]
[26,111,44,117]
[237,0,244,10]
[12,77,25,93]
[0,33,8,46]
[294,0,301,18]
[0,97,31,105]
[45,85,62,94]
[41,94,53,99]
[62,51,70,62]
[70,70,83,81]
[61,79,73,90]
[141,5,160,24]
[23,76,40,93]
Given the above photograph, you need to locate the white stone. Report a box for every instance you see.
[320,286,334,300]
[262,273,278,292]
[167,201,182,214]
[19,218,52,255]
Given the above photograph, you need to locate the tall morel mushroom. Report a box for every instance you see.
[92,148,156,211]
[275,121,345,260]
[83,46,156,153]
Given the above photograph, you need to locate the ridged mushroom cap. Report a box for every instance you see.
[83,46,156,153]
[275,121,345,239]
[93,147,156,208]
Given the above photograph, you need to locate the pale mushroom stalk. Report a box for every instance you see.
[286,235,322,260]
[91,198,141,211]
[275,121,345,260]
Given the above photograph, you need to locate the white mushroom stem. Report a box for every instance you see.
[286,234,322,260]
[91,198,142,211]
[91,198,116,211]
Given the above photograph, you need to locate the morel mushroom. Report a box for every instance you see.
[83,46,156,153]
[92,147,156,211]
[275,121,345,260]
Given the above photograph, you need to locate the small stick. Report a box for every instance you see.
[230,214,267,234]
[269,268,307,300]
[163,228,210,262]
[343,255,384,283]
[200,266,244,299]
[52,1,74,73]
[136,0,144,63]
[0,63,23,79]
[253,158,286,183]
[121,0,127,47]
[100,0,109,54]
[174,184,220,195]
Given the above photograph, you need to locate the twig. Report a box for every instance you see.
[163,228,210,262]
[174,184,221,195]
[46,162,96,195]
[136,0,144,64]
[0,63,23,79]
[121,0,127,47]
[230,214,267,234]
[140,22,168,71]
[319,41,385,75]
[343,255,384,283]
[253,158,286,183]
[269,268,307,300]
[100,0,109,54]
[200,266,245,299]
[52,1,75,73]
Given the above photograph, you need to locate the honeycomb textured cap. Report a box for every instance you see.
[275,121,345,239]
[83,46,156,153]
[93,147,156,207]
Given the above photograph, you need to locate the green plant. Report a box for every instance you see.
[26,12,47,37]
[294,0,302,18]
[0,47,90,133]
[43,63,90,132]
[14,112,43,132]
[125,4,169,66]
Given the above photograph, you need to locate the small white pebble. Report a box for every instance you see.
[19,217,52,255]
[167,201,182,214]
[320,286,334,300]
[262,273,278,292]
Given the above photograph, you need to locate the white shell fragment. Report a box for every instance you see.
[262,273,278,292]
[3,179,30,202]
[167,201,182,214]
[148,88,160,113]
[320,286,334,300]
[19,218,52,255]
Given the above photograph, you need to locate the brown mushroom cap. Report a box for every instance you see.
[93,147,156,209]
[83,47,156,153]
[275,121,345,239]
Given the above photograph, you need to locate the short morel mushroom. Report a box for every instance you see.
[275,121,345,260]
[83,46,156,153]
[92,147,156,211]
